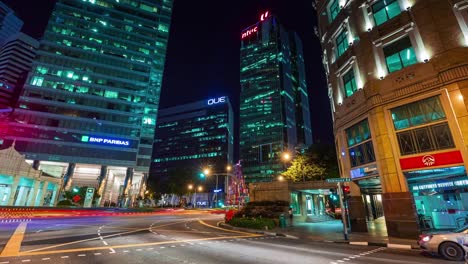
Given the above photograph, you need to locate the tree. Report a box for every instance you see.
[281,144,339,182]
[282,155,327,182]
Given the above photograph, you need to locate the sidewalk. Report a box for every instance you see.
[219,219,419,250]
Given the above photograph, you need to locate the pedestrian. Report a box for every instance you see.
[288,207,293,227]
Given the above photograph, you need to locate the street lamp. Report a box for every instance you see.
[203,168,210,176]
[226,165,232,172]
[282,152,291,161]
[197,186,203,192]
[188,184,193,190]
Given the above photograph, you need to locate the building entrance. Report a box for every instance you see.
[355,177,385,221]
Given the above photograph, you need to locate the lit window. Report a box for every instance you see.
[328,0,341,22]
[104,90,118,98]
[31,76,44,86]
[335,30,349,57]
[158,24,169,33]
[390,96,454,155]
[346,119,375,167]
[383,37,417,73]
[372,0,401,26]
[343,69,357,97]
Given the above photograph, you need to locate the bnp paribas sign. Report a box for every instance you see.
[81,135,130,147]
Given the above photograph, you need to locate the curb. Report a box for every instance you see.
[217,222,418,250]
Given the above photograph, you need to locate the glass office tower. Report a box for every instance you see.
[240,13,312,183]
[151,96,234,190]
[0,0,173,206]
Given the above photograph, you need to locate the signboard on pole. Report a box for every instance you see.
[326,178,351,183]
[83,187,95,208]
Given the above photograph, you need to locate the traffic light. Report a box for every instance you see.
[329,189,338,201]
[199,173,205,179]
[343,185,350,200]
[72,187,79,193]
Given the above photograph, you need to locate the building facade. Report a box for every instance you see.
[0,33,39,111]
[240,12,313,184]
[316,0,468,238]
[0,1,23,47]
[151,96,234,192]
[0,144,61,207]
[0,0,173,207]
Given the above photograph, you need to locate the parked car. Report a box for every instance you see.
[418,225,468,261]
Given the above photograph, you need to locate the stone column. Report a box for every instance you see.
[347,196,368,232]
[96,166,108,205]
[62,163,76,192]
[27,180,41,206]
[382,192,420,239]
[120,168,133,207]
[50,184,59,206]
[8,176,21,206]
[39,181,49,206]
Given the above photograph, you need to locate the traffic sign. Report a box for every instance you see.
[83,187,95,208]
[326,178,351,183]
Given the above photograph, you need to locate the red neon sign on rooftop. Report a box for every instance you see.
[241,11,269,39]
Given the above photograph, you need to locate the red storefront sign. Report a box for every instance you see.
[399,150,464,170]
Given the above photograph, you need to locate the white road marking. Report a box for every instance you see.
[41,258,50,260]
[35,230,43,233]
[136,249,143,251]
[170,245,176,248]
[0,261,9,264]
[60,256,69,259]
[21,260,31,263]
[160,247,166,249]
[123,250,129,253]
[94,253,102,255]
[102,241,108,246]
[78,254,86,257]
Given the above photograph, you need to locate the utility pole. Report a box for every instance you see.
[337,183,349,240]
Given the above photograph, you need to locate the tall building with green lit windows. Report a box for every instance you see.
[240,13,313,183]
[0,0,173,207]
[151,96,234,190]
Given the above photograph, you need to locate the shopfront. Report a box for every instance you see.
[351,164,385,221]
[0,144,61,207]
[401,151,468,231]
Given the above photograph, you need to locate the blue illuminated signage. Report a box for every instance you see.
[81,135,130,146]
[350,164,378,179]
[213,189,223,193]
[207,96,226,105]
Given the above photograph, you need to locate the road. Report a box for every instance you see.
[0,211,461,264]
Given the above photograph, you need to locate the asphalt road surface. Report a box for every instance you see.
[0,211,462,264]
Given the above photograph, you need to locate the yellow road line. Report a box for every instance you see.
[197,220,258,236]
[1,222,28,257]
[13,234,259,257]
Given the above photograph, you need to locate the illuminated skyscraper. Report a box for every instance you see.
[151,96,234,191]
[0,1,23,47]
[239,12,313,183]
[0,0,173,207]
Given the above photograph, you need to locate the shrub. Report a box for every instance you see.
[228,217,276,230]
[57,200,73,207]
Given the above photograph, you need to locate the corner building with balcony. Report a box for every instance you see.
[0,0,173,207]
[240,12,313,183]
[316,0,468,238]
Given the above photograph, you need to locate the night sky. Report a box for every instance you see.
[3,0,333,144]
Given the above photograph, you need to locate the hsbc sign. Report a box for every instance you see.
[207,96,226,105]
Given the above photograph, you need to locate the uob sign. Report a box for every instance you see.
[207,96,226,105]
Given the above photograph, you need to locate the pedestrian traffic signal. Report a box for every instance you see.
[199,173,205,179]
[329,189,338,201]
